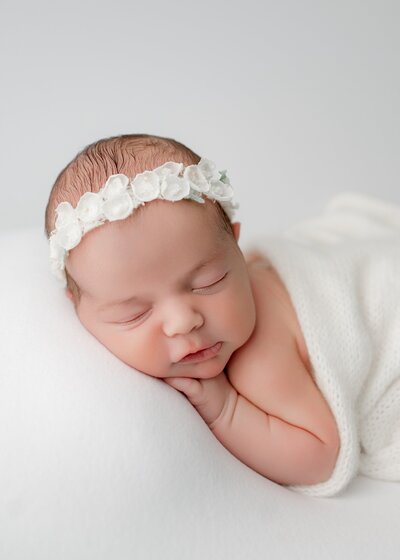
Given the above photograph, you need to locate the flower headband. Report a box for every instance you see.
[49,157,239,286]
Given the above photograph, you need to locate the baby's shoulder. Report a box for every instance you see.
[227,256,339,448]
[227,253,312,384]
[227,251,339,447]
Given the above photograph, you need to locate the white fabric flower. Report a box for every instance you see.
[208,180,234,201]
[101,173,136,221]
[50,257,66,283]
[55,201,78,229]
[160,175,190,201]
[218,169,231,185]
[49,231,69,284]
[76,192,103,224]
[102,174,130,200]
[183,165,210,193]
[54,223,82,251]
[198,158,221,182]
[187,190,205,204]
[154,162,183,179]
[103,194,134,221]
[131,171,161,202]
[49,234,66,261]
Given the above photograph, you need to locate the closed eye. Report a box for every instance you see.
[117,310,150,325]
[193,272,228,294]
[115,272,229,326]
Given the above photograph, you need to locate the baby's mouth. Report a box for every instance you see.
[177,342,222,364]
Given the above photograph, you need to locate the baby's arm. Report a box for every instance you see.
[166,364,339,486]
[208,386,338,486]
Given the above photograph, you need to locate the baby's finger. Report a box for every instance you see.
[163,377,202,399]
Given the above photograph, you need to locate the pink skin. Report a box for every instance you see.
[65,199,257,389]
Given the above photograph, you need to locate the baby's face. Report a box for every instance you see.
[66,199,256,380]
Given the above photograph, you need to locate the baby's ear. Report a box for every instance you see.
[232,222,241,242]
[65,288,74,301]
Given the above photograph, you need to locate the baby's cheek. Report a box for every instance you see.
[122,330,167,376]
[89,324,163,377]
[132,333,160,367]
[218,288,256,344]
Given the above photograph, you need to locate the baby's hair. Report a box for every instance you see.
[45,133,235,304]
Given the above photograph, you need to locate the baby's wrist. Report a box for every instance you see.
[208,384,238,431]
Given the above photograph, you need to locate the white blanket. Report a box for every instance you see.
[251,191,400,497]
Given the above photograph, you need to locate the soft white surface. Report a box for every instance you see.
[1,227,400,559]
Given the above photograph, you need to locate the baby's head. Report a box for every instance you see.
[45,134,256,379]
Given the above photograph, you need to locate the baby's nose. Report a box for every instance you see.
[162,299,204,337]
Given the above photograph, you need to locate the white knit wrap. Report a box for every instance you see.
[253,191,400,497]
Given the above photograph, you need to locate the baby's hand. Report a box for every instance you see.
[163,370,235,427]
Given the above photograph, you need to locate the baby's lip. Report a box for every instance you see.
[175,342,216,363]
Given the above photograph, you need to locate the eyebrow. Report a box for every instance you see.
[97,250,224,311]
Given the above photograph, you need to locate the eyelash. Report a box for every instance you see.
[118,273,228,325]
[192,272,228,294]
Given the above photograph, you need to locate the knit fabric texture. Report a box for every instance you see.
[253,191,400,497]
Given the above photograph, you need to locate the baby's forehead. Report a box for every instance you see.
[124,197,227,244]
[67,198,228,286]
[72,217,230,305]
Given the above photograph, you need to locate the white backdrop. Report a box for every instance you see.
[1,0,399,251]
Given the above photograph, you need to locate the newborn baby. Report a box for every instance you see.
[45,133,340,490]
